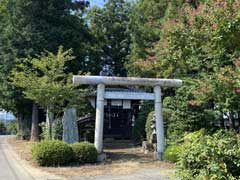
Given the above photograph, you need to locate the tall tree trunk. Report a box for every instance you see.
[220,112,225,128]
[238,112,240,130]
[17,112,24,140]
[46,106,54,139]
[229,111,235,129]
[30,103,39,141]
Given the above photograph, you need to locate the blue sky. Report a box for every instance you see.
[0,111,15,120]
[89,0,105,7]
[88,0,134,7]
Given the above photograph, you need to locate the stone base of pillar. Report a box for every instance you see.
[97,153,107,162]
[153,151,163,161]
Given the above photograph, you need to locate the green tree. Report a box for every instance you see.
[127,1,240,141]
[193,67,240,129]
[12,47,81,139]
[164,80,216,143]
[87,0,132,76]
[157,1,240,138]
[127,0,208,77]
[159,1,240,135]
[127,0,168,77]
[0,0,90,140]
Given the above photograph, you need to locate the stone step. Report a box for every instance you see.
[103,139,135,149]
[104,138,132,143]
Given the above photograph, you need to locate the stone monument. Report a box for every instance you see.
[62,108,79,143]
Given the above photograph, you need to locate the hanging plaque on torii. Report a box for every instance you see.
[73,75,182,161]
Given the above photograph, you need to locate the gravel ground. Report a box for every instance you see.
[6,136,176,180]
[71,169,175,180]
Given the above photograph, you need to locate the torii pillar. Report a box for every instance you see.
[73,76,182,161]
[95,83,105,153]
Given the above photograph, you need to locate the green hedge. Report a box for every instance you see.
[31,140,74,166]
[177,129,240,180]
[71,142,97,164]
[163,144,182,163]
[32,140,98,166]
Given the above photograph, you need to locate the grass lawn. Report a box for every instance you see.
[8,137,174,178]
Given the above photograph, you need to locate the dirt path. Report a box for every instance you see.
[70,168,174,180]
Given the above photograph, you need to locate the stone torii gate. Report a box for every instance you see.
[73,76,182,160]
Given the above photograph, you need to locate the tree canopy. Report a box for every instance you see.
[0,0,90,115]
[87,0,132,76]
[11,47,76,113]
[127,0,240,140]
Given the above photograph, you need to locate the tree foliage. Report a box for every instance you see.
[177,129,240,180]
[12,47,82,113]
[87,0,132,76]
[0,0,90,115]
[127,1,240,142]
[127,0,168,77]
[0,0,90,140]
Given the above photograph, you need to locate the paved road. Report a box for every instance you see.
[0,136,63,180]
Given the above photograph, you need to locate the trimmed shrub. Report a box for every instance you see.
[31,140,74,166]
[71,142,97,164]
[177,129,240,180]
[163,144,182,163]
